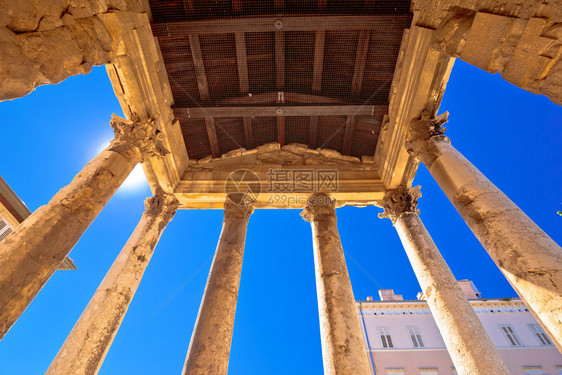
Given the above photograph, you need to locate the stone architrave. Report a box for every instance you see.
[0,114,166,340]
[301,193,371,375]
[381,186,510,375]
[182,197,253,375]
[46,194,179,375]
[407,112,562,350]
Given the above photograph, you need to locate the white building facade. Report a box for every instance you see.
[358,281,562,375]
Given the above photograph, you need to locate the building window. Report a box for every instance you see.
[386,369,405,375]
[523,366,543,375]
[419,368,438,375]
[528,324,553,346]
[0,217,14,242]
[377,327,394,348]
[406,326,425,348]
[499,325,522,346]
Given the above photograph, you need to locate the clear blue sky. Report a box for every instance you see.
[0,60,560,374]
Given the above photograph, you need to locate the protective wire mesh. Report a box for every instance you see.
[150,0,412,159]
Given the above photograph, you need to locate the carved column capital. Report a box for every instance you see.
[406,111,450,167]
[144,193,179,223]
[110,114,169,161]
[300,193,336,222]
[379,186,422,224]
[224,196,254,221]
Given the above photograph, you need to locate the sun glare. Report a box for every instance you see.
[96,141,148,192]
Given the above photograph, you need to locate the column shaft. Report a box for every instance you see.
[46,194,178,375]
[0,115,162,339]
[182,199,253,375]
[408,113,562,350]
[383,187,509,374]
[302,194,371,375]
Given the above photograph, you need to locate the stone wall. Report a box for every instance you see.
[413,0,562,104]
[0,0,140,100]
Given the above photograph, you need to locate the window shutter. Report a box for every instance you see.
[0,217,14,243]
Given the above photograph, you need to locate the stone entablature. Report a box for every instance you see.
[357,299,530,317]
[176,142,385,209]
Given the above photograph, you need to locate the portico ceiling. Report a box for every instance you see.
[148,0,412,159]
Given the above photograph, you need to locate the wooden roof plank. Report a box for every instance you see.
[184,104,379,117]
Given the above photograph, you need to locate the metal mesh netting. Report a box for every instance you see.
[150,0,412,159]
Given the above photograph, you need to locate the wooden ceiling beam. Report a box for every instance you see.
[232,0,243,13]
[189,35,220,156]
[341,116,357,155]
[189,34,210,101]
[277,116,285,146]
[183,105,380,118]
[309,116,319,148]
[182,0,194,15]
[343,30,371,155]
[275,23,285,146]
[204,117,220,157]
[235,31,254,149]
[243,117,253,149]
[351,30,371,97]
[310,25,325,149]
[153,15,409,35]
[234,32,249,93]
[210,92,354,106]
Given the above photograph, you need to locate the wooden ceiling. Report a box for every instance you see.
[148,0,412,159]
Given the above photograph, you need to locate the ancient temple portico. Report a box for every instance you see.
[0,0,560,374]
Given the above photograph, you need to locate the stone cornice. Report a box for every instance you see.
[374,23,454,189]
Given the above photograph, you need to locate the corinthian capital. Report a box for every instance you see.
[110,114,169,161]
[224,195,254,221]
[144,194,179,223]
[379,186,422,224]
[300,193,336,222]
[406,111,450,166]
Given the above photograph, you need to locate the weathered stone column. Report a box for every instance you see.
[407,112,562,350]
[381,186,510,375]
[0,114,165,339]
[46,194,178,375]
[301,193,371,375]
[182,197,253,375]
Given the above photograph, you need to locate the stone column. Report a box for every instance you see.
[407,112,562,350]
[301,193,371,375]
[0,114,166,339]
[46,194,178,375]
[381,186,510,375]
[182,197,253,375]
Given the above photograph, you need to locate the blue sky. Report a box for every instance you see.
[0,60,560,374]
